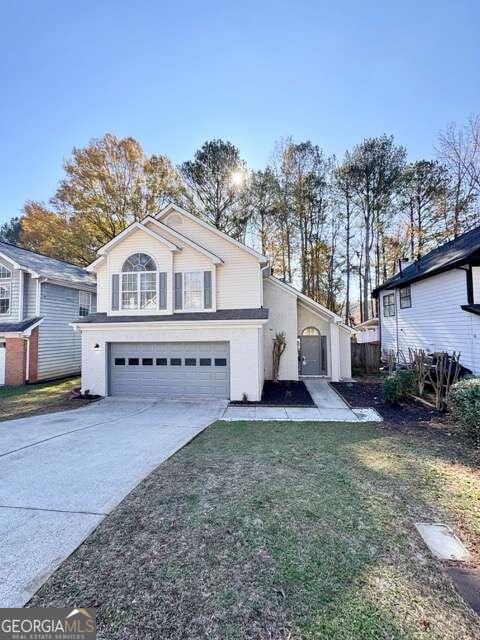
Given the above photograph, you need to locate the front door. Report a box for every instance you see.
[299,335,327,375]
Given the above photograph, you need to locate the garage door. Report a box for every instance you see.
[109,342,230,399]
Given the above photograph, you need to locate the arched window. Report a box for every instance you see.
[121,253,157,310]
[122,253,156,273]
[302,326,320,336]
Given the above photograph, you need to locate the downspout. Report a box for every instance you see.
[395,289,400,361]
[23,336,30,383]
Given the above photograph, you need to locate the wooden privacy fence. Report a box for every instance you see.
[351,342,381,374]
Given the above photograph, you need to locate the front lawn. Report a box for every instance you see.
[0,377,81,421]
[30,420,480,639]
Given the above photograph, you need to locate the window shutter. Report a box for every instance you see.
[174,273,183,310]
[158,272,167,310]
[204,271,212,309]
[111,274,119,310]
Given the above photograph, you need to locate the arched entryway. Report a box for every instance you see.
[299,327,327,375]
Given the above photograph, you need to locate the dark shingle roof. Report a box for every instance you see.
[461,304,480,317]
[0,317,43,334]
[0,241,95,288]
[74,309,269,324]
[372,226,480,297]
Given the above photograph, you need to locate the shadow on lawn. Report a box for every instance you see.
[29,421,480,640]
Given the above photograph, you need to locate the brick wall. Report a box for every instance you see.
[28,327,39,383]
[5,338,26,385]
[4,329,39,385]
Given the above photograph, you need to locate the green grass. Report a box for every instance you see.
[0,377,80,420]
[30,420,480,639]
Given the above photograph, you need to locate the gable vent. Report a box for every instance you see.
[166,212,183,226]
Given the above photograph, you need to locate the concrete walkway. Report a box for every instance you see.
[222,379,382,422]
[0,398,226,608]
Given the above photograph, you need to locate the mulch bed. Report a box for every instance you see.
[331,380,441,425]
[230,380,315,407]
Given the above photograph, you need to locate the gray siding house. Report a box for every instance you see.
[0,242,96,385]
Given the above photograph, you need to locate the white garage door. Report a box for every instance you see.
[109,342,230,399]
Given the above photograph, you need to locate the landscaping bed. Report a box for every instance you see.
[29,419,480,639]
[332,379,441,425]
[230,379,315,406]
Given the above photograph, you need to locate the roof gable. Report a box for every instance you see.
[0,241,95,287]
[143,216,223,264]
[96,221,180,257]
[373,225,480,296]
[156,204,268,263]
[266,275,350,329]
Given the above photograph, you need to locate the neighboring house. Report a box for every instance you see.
[73,204,352,401]
[0,242,96,385]
[354,318,380,343]
[372,226,480,374]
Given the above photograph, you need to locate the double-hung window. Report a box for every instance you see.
[0,265,12,315]
[183,271,203,310]
[383,293,395,317]
[79,291,91,317]
[121,253,157,311]
[399,286,411,309]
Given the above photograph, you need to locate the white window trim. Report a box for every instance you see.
[383,292,395,317]
[120,271,159,312]
[79,291,92,317]
[0,280,11,317]
[182,270,204,312]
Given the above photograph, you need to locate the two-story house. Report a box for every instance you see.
[73,204,352,401]
[372,225,480,374]
[0,242,96,385]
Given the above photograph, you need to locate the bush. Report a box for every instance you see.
[383,370,416,404]
[449,377,480,442]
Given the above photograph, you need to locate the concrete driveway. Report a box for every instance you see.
[0,398,226,607]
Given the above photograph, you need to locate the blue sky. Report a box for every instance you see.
[1,0,479,224]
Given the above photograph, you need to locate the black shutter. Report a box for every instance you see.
[174,273,183,310]
[111,274,119,310]
[204,271,212,308]
[159,272,167,310]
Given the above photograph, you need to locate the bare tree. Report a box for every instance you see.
[398,160,448,259]
[344,136,406,320]
[437,119,479,237]
[335,160,356,324]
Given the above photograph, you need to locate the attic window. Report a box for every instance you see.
[0,266,11,279]
[166,212,183,226]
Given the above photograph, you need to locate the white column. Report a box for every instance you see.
[329,322,341,381]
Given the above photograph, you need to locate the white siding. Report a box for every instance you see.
[379,289,397,357]
[96,261,108,312]
[95,220,262,314]
[106,228,174,315]
[81,323,265,401]
[339,326,352,378]
[263,279,298,380]
[380,269,479,374]
[162,216,262,309]
[473,267,480,303]
[356,327,380,343]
